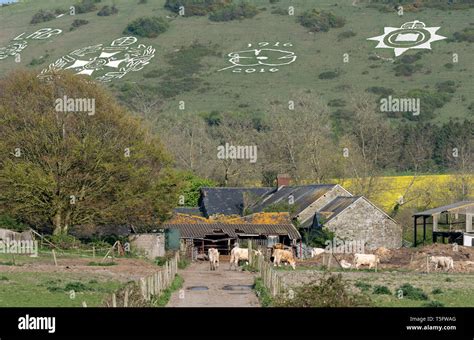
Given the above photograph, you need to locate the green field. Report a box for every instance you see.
[278,269,474,307]
[1,0,473,123]
[0,271,122,307]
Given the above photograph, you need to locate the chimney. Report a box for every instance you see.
[276,174,291,188]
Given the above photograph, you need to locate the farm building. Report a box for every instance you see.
[413,201,474,246]
[129,233,166,260]
[317,196,402,250]
[162,212,301,257]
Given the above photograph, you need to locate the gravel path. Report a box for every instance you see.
[167,261,260,307]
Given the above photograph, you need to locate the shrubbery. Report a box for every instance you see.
[74,0,100,14]
[366,86,394,97]
[123,16,170,38]
[275,274,372,307]
[164,0,231,16]
[338,30,356,40]
[97,5,118,16]
[209,2,259,22]
[30,10,56,24]
[396,283,428,300]
[70,19,89,30]
[451,27,474,43]
[298,9,345,32]
[373,285,391,295]
[318,70,340,79]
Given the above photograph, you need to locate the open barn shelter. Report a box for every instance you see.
[162,222,301,259]
[413,201,474,246]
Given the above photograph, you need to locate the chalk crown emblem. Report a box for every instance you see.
[367,20,446,57]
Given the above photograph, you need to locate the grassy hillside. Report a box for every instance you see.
[1,0,473,123]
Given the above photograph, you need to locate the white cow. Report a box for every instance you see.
[353,253,380,270]
[311,247,326,258]
[273,249,296,270]
[430,256,454,271]
[208,248,219,271]
[229,246,262,270]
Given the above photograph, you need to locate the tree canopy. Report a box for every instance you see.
[0,70,181,235]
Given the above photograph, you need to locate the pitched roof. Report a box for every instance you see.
[162,223,301,240]
[413,201,474,217]
[200,187,272,217]
[318,196,361,222]
[173,207,203,216]
[249,184,337,216]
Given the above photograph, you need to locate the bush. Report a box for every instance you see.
[209,2,259,22]
[64,282,87,292]
[165,0,231,16]
[29,54,50,66]
[0,215,28,232]
[366,86,394,97]
[432,288,443,295]
[74,0,99,14]
[71,19,89,30]
[451,27,474,43]
[298,9,345,32]
[338,30,356,40]
[271,8,287,15]
[47,234,80,249]
[123,16,170,38]
[355,281,372,292]
[269,0,280,3]
[30,10,56,24]
[436,80,457,94]
[393,63,422,77]
[396,283,428,300]
[423,300,445,307]
[373,285,391,295]
[97,5,118,16]
[275,274,372,307]
[318,70,339,79]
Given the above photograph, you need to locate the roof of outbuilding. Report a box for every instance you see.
[200,187,273,217]
[173,207,203,216]
[162,223,301,240]
[249,184,337,216]
[413,201,474,217]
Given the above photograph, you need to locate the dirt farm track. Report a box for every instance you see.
[167,261,260,307]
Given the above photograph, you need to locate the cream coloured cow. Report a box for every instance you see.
[353,253,380,270]
[273,249,296,270]
[430,256,454,271]
[208,248,219,271]
[229,246,262,270]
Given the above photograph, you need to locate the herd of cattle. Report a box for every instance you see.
[206,244,457,272]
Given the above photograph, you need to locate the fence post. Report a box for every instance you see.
[52,250,58,267]
[112,293,117,307]
[248,240,253,266]
[140,277,146,300]
[124,289,129,307]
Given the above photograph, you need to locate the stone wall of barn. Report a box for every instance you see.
[298,185,352,225]
[325,198,402,249]
[130,233,165,259]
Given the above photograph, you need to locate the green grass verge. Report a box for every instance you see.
[254,277,272,307]
[152,274,184,307]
